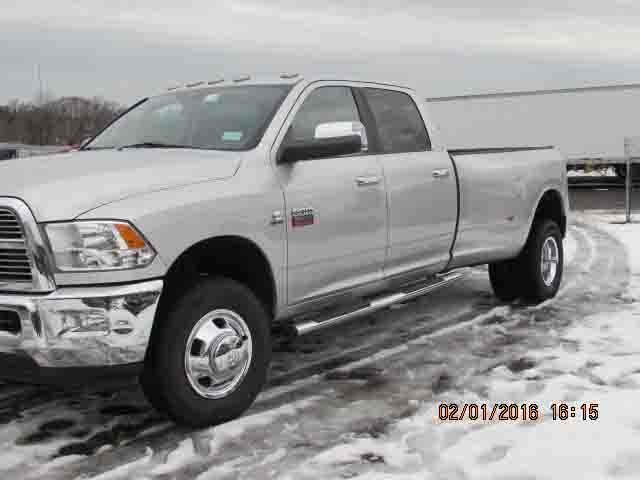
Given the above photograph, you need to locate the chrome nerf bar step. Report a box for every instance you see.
[293,270,466,337]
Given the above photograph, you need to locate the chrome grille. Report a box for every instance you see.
[0,208,33,284]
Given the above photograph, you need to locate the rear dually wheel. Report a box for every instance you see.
[489,219,563,303]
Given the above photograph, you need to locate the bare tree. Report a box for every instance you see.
[0,93,123,146]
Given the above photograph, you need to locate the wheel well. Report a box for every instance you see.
[158,236,277,320]
[533,190,566,237]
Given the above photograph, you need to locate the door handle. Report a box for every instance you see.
[355,176,381,186]
[432,169,450,179]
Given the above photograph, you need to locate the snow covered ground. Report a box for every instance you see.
[279,214,638,480]
[0,213,638,479]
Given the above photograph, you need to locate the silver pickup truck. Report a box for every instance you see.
[0,75,568,427]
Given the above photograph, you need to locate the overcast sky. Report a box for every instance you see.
[3,0,640,106]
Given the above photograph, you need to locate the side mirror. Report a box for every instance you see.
[314,121,368,151]
[279,121,367,163]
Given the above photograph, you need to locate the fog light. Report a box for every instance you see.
[52,308,110,338]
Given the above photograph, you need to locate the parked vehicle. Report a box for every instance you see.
[0,148,17,161]
[0,75,568,427]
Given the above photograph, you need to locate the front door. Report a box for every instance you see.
[276,86,388,305]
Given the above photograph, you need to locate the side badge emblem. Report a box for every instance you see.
[291,207,315,228]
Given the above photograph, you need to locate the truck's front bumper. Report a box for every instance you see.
[0,280,163,376]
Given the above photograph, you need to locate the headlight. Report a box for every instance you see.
[44,221,156,271]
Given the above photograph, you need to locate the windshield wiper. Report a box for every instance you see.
[81,146,113,151]
[118,142,193,150]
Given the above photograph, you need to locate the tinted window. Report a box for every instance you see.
[363,88,430,153]
[86,85,291,151]
[286,87,361,143]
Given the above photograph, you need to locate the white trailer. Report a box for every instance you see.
[426,83,640,178]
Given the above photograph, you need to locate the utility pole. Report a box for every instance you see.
[36,63,45,144]
[37,64,43,105]
[624,137,639,224]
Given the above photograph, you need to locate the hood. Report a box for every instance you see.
[0,148,242,221]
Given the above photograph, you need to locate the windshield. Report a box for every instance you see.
[85,84,291,151]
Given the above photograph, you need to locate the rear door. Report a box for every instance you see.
[274,85,388,305]
[359,87,457,277]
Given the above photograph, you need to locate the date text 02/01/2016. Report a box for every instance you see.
[436,403,599,423]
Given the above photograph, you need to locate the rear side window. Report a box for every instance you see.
[363,88,431,153]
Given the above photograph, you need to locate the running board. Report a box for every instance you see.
[293,271,466,337]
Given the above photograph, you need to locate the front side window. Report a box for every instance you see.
[286,86,362,144]
[363,88,431,154]
[86,85,291,151]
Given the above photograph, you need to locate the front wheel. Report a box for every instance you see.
[141,277,271,428]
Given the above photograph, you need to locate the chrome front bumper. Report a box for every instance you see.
[0,279,163,368]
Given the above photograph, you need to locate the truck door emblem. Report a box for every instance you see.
[291,207,315,228]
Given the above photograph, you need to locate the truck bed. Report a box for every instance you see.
[446,146,567,269]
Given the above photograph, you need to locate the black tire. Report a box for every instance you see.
[488,259,523,302]
[141,277,271,428]
[519,219,563,302]
[489,219,563,303]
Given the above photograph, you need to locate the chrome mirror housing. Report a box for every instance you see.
[314,121,368,151]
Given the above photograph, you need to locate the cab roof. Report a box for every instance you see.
[154,74,413,98]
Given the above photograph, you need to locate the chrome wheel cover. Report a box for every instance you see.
[541,236,560,287]
[184,309,252,399]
